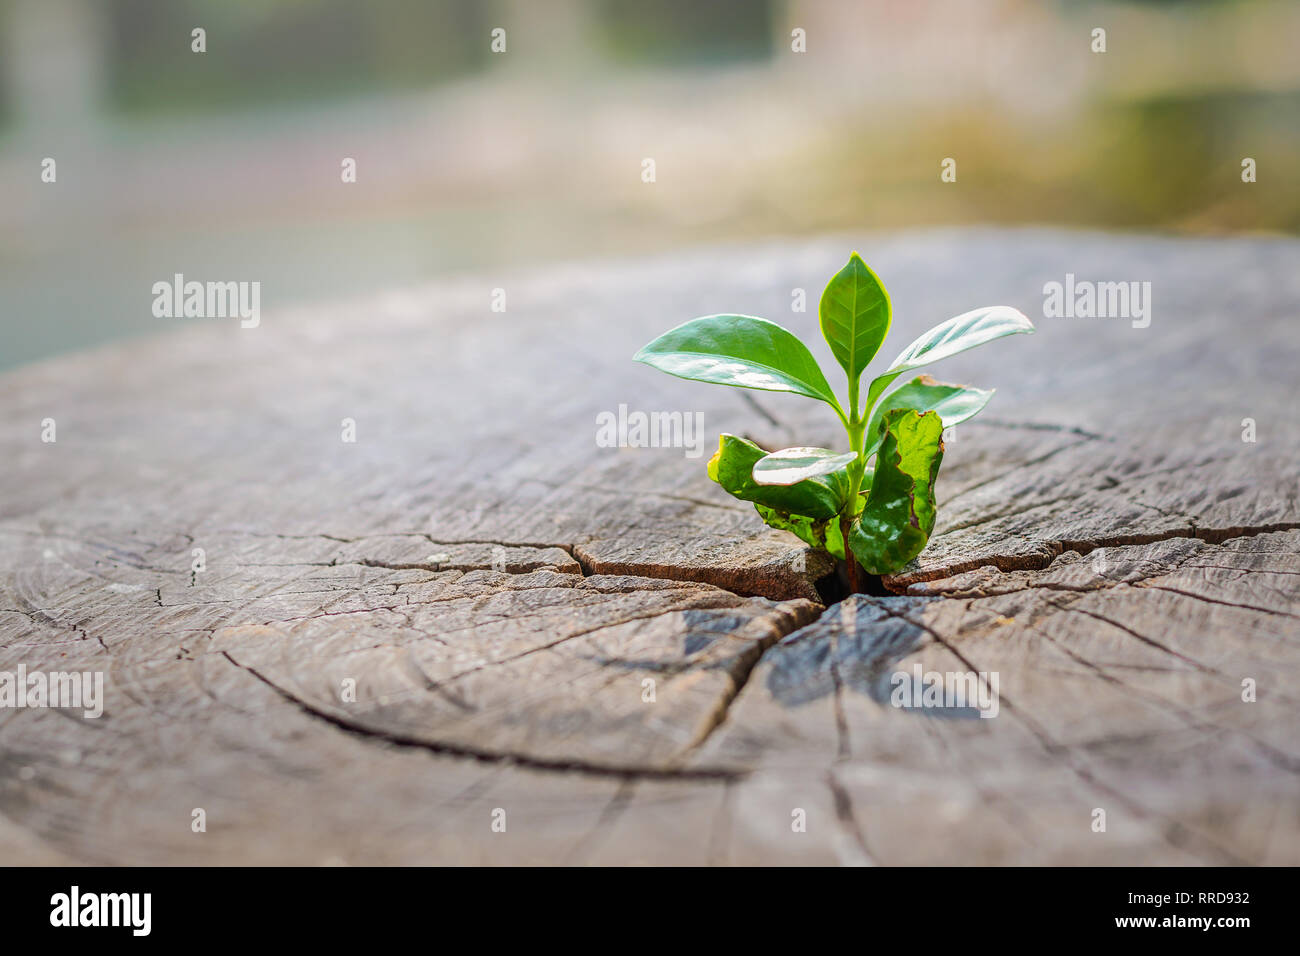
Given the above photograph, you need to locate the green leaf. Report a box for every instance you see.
[862,375,993,459]
[707,434,848,520]
[635,315,842,411]
[754,485,868,562]
[818,252,891,386]
[848,409,945,575]
[752,446,858,487]
[864,306,1033,411]
[755,506,847,561]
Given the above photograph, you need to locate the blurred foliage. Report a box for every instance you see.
[106,0,491,113]
[102,0,777,114]
[782,91,1299,235]
[596,0,774,65]
[1101,91,1298,229]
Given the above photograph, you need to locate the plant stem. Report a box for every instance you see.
[839,379,879,596]
[840,515,861,594]
[840,381,868,593]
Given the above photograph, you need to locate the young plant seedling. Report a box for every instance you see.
[634,252,1034,591]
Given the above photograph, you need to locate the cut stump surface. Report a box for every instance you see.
[1,229,1297,864]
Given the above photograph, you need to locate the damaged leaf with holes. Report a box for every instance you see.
[635,251,1034,591]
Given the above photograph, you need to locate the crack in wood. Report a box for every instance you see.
[826,767,876,866]
[219,650,743,782]
[862,597,1253,866]
[888,521,1300,591]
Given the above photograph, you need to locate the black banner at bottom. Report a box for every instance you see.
[0,865,1276,942]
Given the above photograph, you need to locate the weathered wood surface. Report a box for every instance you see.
[1,229,1297,864]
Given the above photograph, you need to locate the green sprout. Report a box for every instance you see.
[634,252,1034,591]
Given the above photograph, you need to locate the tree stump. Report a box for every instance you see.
[2,229,1297,864]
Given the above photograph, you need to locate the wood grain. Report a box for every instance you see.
[1,229,1297,863]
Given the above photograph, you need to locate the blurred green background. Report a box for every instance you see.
[1,0,1296,369]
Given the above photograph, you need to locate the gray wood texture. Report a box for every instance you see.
[1,228,1297,864]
